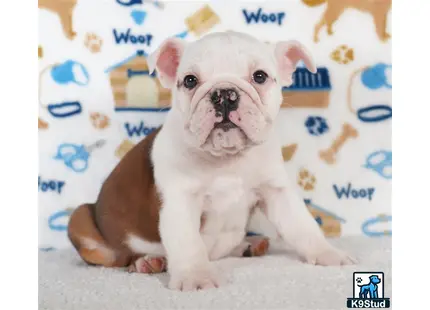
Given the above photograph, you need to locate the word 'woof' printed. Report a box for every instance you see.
[124,121,158,138]
[242,8,286,26]
[333,183,375,201]
[113,29,153,45]
[38,176,65,194]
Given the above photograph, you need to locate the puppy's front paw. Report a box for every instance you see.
[168,265,222,291]
[304,246,357,266]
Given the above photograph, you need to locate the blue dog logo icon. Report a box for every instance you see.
[357,275,381,299]
[347,271,390,308]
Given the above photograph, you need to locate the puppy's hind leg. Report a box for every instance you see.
[205,230,245,261]
[128,255,167,274]
[68,204,121,267]
[126,234,167,273]
[230,235,270,257]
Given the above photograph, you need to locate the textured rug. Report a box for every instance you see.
[39,236,392,310]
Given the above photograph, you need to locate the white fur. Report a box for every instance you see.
[126,234,166,256]
[81,237,116,265]
[150,31,355,291]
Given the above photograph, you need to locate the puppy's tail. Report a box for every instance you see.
[68,203,116,266]
[302,0,327,7]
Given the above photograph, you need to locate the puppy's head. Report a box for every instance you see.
[149,31,316,156]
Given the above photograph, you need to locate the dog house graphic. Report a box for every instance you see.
[105,50,171,111]
[304,199,345,237]
[282,67,331,108]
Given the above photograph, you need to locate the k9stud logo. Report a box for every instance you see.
[347,272,391,308]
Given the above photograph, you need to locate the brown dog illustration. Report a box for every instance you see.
[39,0,77,40]
[303,0,391,43]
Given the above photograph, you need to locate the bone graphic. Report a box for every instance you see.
[319,123,358,164]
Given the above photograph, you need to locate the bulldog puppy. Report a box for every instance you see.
[68,31,355,291]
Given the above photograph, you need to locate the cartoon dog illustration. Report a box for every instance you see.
[359,275,381,299]
[302,0,391,43]
[39,0,77,40]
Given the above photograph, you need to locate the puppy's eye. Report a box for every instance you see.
[252,70,268,84]
[183,75,198,89]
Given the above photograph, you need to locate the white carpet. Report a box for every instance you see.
[39,236,391,310]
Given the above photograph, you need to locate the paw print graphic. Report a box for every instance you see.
[297,169,316,191]
[90,112,110,129]
[331,45,354,64]
[356,277,363,284]
[84,33,103,53]
[305,116,329,136]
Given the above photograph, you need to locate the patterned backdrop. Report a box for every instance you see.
[38,0,392,250]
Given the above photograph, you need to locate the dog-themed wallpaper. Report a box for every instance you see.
[38,0,392,250]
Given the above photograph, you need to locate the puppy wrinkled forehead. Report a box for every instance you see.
[179,32,275,76]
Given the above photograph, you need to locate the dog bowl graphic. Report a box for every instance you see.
[39,60,89,118]
[347,63,392,123]
[361,214,392,237]
[363,150,392,179]
[116,0,164,8]
[361,63,392,90]
[50,60,90,86]
[46,101,82,118]
[48,208,74,231]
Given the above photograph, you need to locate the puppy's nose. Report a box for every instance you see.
[210,88,239,119]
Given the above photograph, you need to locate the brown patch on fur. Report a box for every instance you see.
[68,128,163,267]
[251,237,270,256]
[79,248,110,266]
[242,236,270,257]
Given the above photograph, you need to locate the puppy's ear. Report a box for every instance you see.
[274,41,317,87]
[148,37,187,89]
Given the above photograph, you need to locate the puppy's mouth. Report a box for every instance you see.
[204,127,249,156]
[214,119,238,132]
[186,77,270,153]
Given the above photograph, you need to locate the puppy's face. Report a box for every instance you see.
[149,32,316,156]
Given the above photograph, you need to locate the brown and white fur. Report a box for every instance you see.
[68,31,356,291]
